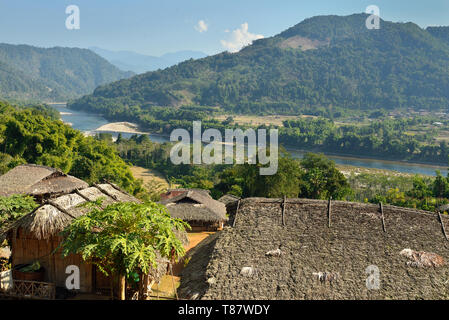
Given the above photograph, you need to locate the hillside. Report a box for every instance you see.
[0,44,134,102]
[427,26,449,46]
[69,13,449,117]
[0,101,142,194]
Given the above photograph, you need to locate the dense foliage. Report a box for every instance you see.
[0,101,142,194]
[280,117,449,164]
[0,44,133,101]
[0,194,37,231]
[115,134,449,211]
[115,135,351,200]
[60,201,188,299]
[70,14,449,117]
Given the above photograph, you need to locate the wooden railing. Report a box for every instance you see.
[3,280,55,300]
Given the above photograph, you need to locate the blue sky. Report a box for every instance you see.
[0,0,448,56]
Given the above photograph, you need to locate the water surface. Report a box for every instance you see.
[56,104,447,176]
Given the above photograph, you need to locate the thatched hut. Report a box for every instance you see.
[161,188,211,201]
[0,164,88,202]
[1,182,144,297]
[179,198,449,300]
[160,190,227,231]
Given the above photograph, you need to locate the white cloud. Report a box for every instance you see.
[194,20,208,33]
[220,23,264,53]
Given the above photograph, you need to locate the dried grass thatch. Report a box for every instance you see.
[160,190,227,223]
[179,198,449,300]
[0,164,88,197]
[4,183,139,240]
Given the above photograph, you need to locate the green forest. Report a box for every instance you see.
[0,44,133,101]
[0,101,142,194]
[111,133,449,212]
[70,14,449,118]
[1,100,449,226]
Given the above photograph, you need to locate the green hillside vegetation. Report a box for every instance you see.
[70,13,449,117]
[0,101,142,194]
[0,44,133,102]
[112,134,449,212]
[427,26,449,46]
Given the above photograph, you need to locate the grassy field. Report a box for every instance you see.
[214,114,302,126]
[337,164,434,203]
[130,166,169,186]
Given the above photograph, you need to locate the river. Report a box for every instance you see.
[54,104,447,176]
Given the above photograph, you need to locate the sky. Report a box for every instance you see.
[0,0,448,56]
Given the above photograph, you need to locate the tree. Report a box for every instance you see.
[0,195,37,234]
[432,170,449,198]
[299,153,351,200]
[60,201,189,300]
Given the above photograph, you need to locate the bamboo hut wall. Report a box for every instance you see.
[11,229,93,292]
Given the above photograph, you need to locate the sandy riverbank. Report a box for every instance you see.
[95,122,147,134]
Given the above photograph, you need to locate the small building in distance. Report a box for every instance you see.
[161,189,227,231]
[0,164,88,202]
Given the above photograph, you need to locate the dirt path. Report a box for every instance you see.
[151,232,215,299]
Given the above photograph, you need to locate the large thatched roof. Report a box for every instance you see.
[0,164,88,197]
[179,198,449,300]
[4,183,139,240]
[160,190,227,223]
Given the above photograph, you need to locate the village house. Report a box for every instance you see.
[0,164,88,202]
[0,182,147,299]
[179,198,449,300]
[160,189,227,231]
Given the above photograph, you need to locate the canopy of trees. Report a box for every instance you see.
[70,14,449,117]
[60,201,188,300]
[0,101,142,194]
[0,44,133,101]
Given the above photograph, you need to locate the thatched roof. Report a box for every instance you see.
[160,190,227,223]
[0,164,88,197]
[160,188,211,201]
[218,194,240,206]
[4,183,140,240]
[179,198,449,300]
[167,188,211,196]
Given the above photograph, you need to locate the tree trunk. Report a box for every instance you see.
[140,274,150,300]
[118,274,126,300]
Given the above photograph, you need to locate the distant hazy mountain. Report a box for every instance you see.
[0,44,134,102]
[89,47,208,73]
[72,13,449,116]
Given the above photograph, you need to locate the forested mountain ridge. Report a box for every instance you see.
[0,44,134,102]
[427,26,449,46]
[70,13,449,116]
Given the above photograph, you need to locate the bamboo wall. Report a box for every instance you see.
[11,228,93,293]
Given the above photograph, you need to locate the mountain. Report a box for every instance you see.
[89,47,208,74]
[0,44,134,102]
[70,13,449,117]
[427,26,449,46]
